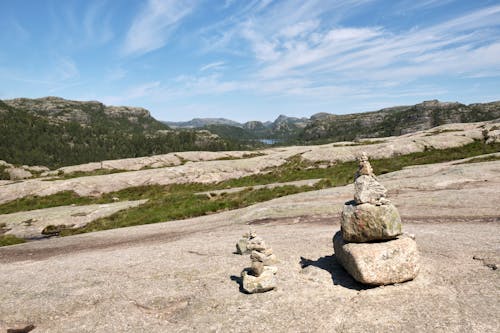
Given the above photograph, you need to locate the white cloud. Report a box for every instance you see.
[396,0,456,11]
[100,81,161,105]
[56,57,80,81]
[169,1,500,111]
[200,61,225,72]
[279,20,319,38]
[83,1,114,44]
[123,0,195,56]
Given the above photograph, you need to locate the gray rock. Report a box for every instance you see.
[241,266,278,293]
[341,202,402,242]
[0,160,13,168]
[354,175,387,205]
[250,251,278,266]
[251,261,265,276]
[333,231,419,285]
[6,167,33,180]
[235,238,250,255]
[262,254,278,266]
[247,237,267,251]
[25,165,50,173]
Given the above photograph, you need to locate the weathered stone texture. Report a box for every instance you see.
[341,202,402,243]
[241,266,278,293]
[354,175,388,205]
[333,232,419,285]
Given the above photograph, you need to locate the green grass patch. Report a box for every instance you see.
[43,168,129,181]
[0,234,26,246]
[60,184,325,236]
[332,139,385,147]
[456,154,500,164]
[0,191,100,215]
[424,128,464,136]
[370,140,500,174]
[0,140,499,241]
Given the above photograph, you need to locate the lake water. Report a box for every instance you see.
[257,139,281,145]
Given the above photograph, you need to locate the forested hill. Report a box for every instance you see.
[0,97,229,168]
[299,100,500,143]
[162,100,500,145]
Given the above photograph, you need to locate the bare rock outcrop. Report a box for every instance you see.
[5,167,33,180]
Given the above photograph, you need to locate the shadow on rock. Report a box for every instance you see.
[7,325,36,333]
[300,255,375,291]
[230,271,251,294]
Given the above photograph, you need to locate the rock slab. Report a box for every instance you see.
[341,202,402,242]
[333,231,419,285]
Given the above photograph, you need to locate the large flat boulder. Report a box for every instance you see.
[333,231,419,285]
[341,202,402,242]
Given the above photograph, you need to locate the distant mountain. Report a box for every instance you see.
[0,97,230,168]
[166,114,311,141]
[163,99,500,145]
[3,97,498,169]
[300,100,500,143]
[164,118,242,128]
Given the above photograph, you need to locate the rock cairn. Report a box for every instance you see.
[333,152,420,285]
[241,233,278,293]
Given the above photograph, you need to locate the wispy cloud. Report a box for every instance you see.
[106,66,127,81]
[83,1,114,44]
[397,0,456,11]
[200,61,225,72]
[100,81,161,105]
[104,2,500,111]
[55,57,80,81]
[122,0,196,56]
[47,1,114,49]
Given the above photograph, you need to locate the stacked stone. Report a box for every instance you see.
[241,233,278,293]
[333,152,420,285]
[235,231,252,255]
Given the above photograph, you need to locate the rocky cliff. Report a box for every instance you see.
[4,96,155,127]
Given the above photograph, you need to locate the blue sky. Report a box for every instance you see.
[1,0,500,122]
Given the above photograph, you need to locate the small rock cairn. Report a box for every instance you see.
[333,152,420,285]
[240,232,278,293]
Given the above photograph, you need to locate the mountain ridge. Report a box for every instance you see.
[2,96,500,168]
[0,97,231,168]
[163,99,500,143]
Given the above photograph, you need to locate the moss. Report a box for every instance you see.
[0,235,26,247]
[0,165,9,180]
